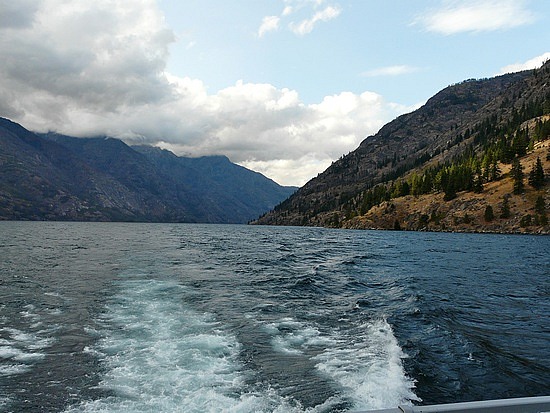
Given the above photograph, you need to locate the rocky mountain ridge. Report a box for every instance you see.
[0,118,295,223]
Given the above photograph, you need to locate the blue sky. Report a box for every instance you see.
[159,0,548,104]
[1,0,548,186]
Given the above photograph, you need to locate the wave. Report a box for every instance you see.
[0,320,56,410]
[0,314,56,378]
[261,316,419,410]
[314,318,419,410]
[66,278,419,412]
[66,280,320,412]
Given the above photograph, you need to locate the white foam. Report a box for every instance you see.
[0,395,13,410]
[64,279,419,412]
[14,351,46,362]
[0,326,54,378]
[46,308,63,316]
[0,363,31,376]
[3,327,55,350]
[263,316,418,410]
[65,279,259,412]
[67,280,351,413]
[0,343,42,377]
[264,318,336,355]
[69,386,324,413]
[0,345,22,359]
[20,304,43,326]
[314,318,420,410]
[0,346,44,364]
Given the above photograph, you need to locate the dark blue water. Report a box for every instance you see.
[0,222,549,412]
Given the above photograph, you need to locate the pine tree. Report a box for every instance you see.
[489,160,501,181]
[484,205,494,222]
[444,181,457,201]
[500,195,511,218]
[535,195,546,215]
[528,157,545,189]
[482,154,491,181]
[511,158,524,194]
[473,164,484,193]
[512,129,528,157]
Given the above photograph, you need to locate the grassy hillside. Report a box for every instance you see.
[343,139,549,234]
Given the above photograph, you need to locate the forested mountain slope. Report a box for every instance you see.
[255,61,550,233]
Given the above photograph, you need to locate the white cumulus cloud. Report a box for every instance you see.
[497,52,550,75]
[282,6,293,16]
[414,0,536,35]
[0,0,406,187]
[240,156,333,189]
[289,5,341,36]
[258,0,341,38]
[361,65,421,77]
[258,15,280,37]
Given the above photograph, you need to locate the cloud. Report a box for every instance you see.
[0,0,407,187]
[258,15,280,37]
[0,1,174,115]
[361,65,420,77]
[497,52,550,75]
[414,0,536,35]
[289,5,341,35]
[143,84,407,186]
[282,6,293,16]
[258,1,341,38]
[0,0,40,28]
[240,156,333,188]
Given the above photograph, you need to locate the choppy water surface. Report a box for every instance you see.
[0,222,548,412]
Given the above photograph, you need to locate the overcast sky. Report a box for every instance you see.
[1,0,548,186]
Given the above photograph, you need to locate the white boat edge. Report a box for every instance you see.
[355,396,550,413]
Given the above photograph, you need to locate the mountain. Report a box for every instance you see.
[132,145,297,223]
[254,61,550,234]
[0,118,296,223]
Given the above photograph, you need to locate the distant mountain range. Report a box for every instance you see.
[0,117,296,223]
[255,61,550,234]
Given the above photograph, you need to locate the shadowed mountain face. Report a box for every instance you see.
[0,118,295,223]
[255,62,550,227]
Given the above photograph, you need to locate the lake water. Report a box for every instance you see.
[0,222,548,412]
